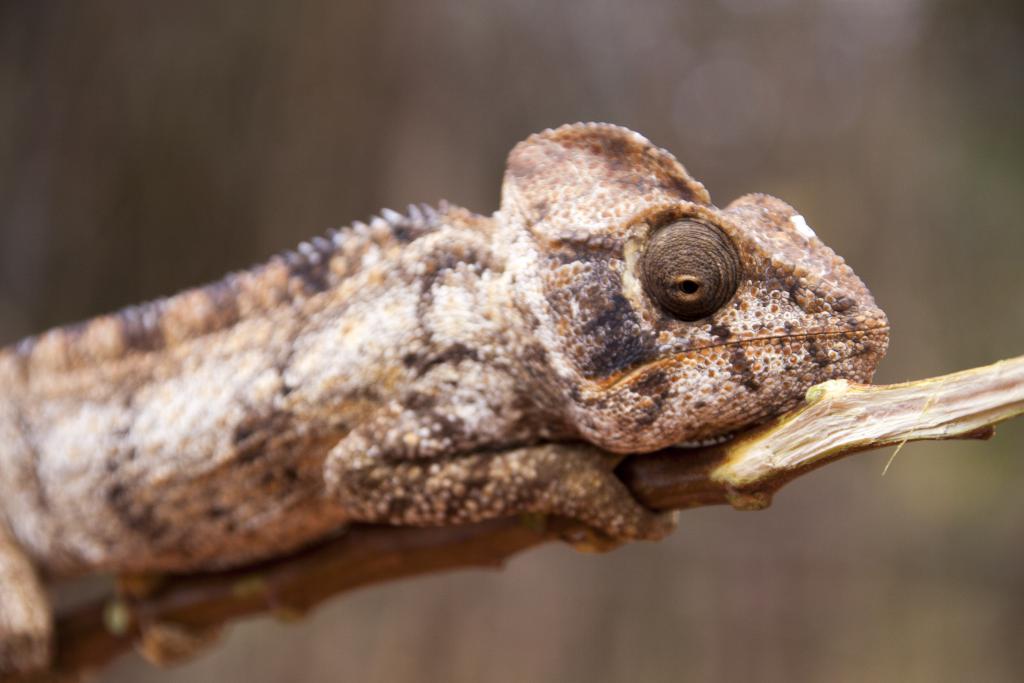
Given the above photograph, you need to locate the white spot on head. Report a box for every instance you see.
[790,214,816,239]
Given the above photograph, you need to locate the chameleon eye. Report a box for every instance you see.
[640,219,741,321]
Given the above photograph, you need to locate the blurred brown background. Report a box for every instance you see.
[2,1,1023,681]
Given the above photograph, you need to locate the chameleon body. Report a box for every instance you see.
[0,123,888,674]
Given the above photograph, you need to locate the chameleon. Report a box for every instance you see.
[0,123,888,675]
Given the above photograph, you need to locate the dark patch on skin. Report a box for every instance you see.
[402,343,480,377]
[709,324,732,340]
[729,346,760,392]
[596,134,693,206]
[833,296,855,313]
[233,422,256,444]
[386,214,428,243]
[632,402,661,428]
[507,390,568,442]
[632,388,668,428]
[386,495,413,521]
[782,280,802,307]
[597,132,698,202]
[578,292,659,378]
[106,481,169,541]
[106,483,126,505]
[631,368,671,398]
[520,342,550,371]
[762,275,800,314]
[232,412,293,464]
[603,134,630,158]
[404,391,438,411]
[547,258,658,380]
[413,243,492,326]
[662,171,699,203]
[236,443,267,465]
[598,135,632,174]
[389,223,417,243]
[806,336,831,369]
[99,440,137,478]
[282,250,332,295]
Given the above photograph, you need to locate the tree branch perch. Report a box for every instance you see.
[22,355,1024,681]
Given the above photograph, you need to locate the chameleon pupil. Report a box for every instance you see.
[640,219,741,321]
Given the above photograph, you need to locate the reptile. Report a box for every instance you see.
[0,123,889,675]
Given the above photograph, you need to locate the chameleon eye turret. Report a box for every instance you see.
[639,219,741,321]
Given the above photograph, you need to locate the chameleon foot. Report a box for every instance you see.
[327,441,677,545]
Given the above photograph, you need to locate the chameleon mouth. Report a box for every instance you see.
[600,325,891,393]
[578,325,889,455]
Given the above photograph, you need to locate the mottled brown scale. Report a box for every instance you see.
[0,123,888,676]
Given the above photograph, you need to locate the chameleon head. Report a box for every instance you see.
[500,123,889,453]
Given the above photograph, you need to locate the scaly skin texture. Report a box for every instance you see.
[0,123,888,674]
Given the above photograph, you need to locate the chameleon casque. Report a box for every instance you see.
[0,123,889,674]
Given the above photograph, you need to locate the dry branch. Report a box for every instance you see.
[21,355,1024,681]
